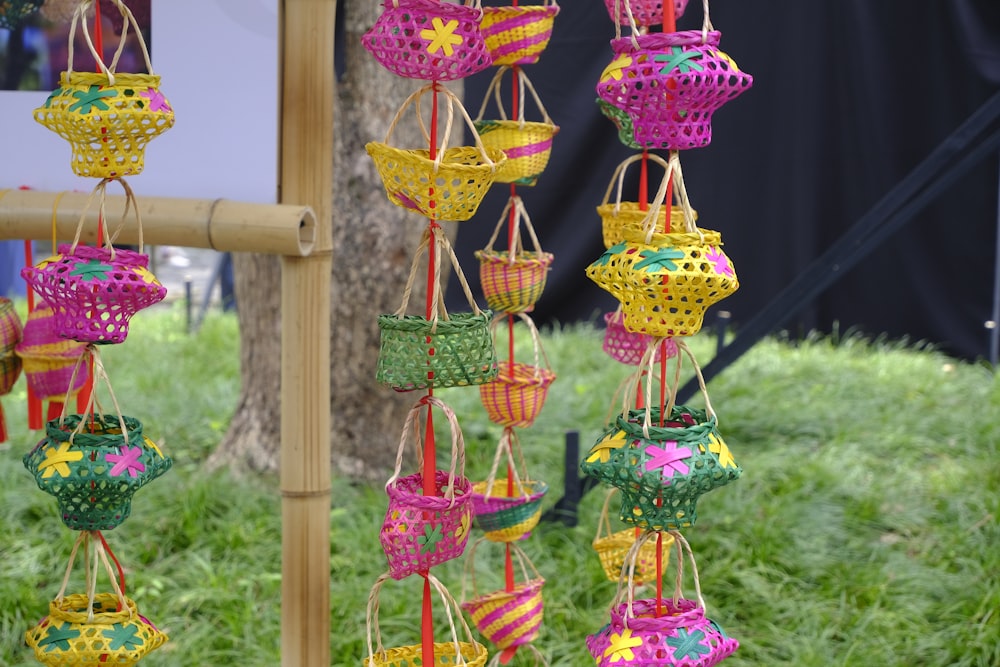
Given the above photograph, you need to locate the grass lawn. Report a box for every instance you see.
[1,305,997,666]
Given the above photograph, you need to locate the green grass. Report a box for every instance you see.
[1,305,997,666]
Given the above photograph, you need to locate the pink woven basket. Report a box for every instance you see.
[604,0,688,28]
[379,396,473,579]
[0,298,23,395]
[480,1,559,66]
[602,310,676,366]
[596,30,752,150]
[363,0,492,81]
[15,307,90,400]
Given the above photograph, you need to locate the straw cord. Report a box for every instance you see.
[385,395,466,507]
[489,312,551,382]
[68,0,154,84]
[633,338,715,439]
[461,537,541,602]
[482,196,549,266]
[642,152,700,244]
[55,530,131,622]
[66,177,145,260]
[487,643,548,667]
[395,225,483,329]
[476,67,555,129]
[596,487,620,541]
[481,425,535,500]
[50,191,68,255]
[617,529,706,625]
[59,346,132,447]
[607,365,662,429]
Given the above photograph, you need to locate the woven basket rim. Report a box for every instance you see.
[475,249,554,267]
[611,29,721,53]
[49,592,138,625]
[615,405,715,441]
[366,640,487,667]
[474,118,559,135]
[57,71,162,89]
[377,310,492,331]
[366,142,506,174]
[619,226,722,247]
[489,361,556,388]
[463,576,545,609]
[472,478,548,503]
[482,4,559,16]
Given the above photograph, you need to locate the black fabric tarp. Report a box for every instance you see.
[445,0,1000,360]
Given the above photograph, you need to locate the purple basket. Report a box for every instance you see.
[21,244,167,345]
[596,31,753,150]
[603,311,677,366]
[363,0,492,81]
[603,0,688,28]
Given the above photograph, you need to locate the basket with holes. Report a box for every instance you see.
[603,0,688,28]
[0,297,22,396]
[471,428,547,542]
[15,307,90,400]
[592,488,674,584]
[480,0,559,66]
[478,313,555,428]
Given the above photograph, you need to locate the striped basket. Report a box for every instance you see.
[474,67,558,187]
[479,313,555,428]
[472,427,548,543]
[462,540,545,652]
[0,297,23,395]
[592,488,674,584]
[480,0,560,66]
[15,307,89,400]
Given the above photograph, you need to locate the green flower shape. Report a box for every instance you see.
[38,623,81,653]
[634,247,685,272]
[68,258,114,281]
[653,47,705,75]
[417,523,443,553]
[68,85,118,115]
[103,623,144,651]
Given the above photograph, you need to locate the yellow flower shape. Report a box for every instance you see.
[586,430,628,463]
[420,17,463,57]
[143,436,165,459]
[38,441,84,479]
[132,266,161,285]
[715,49,741,73]
[600,55,633,83]
[706,433,736,468]
[454,511,471,541]
[34,254,63,271]
[603,628,643,663]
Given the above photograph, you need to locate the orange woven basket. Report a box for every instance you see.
[479,313,555,429]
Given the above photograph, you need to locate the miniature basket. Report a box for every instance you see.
[363,0,492,82]
[377,225,497,392]
[476,196,554,314]
[581,342,741,531]
[0,0,42,29]
[380,396,473,579]
[479,313,555,428]
[603,0,688,28]
[473,67,559,186]
[26,532,168,667]
[22,349,172,530]
[366,571,489,667]
[598,97,643,150]
[596,4,752,150]
[461,539,545,651]
[592,488,674,584]
[602,309,676,366]
[586,155,737,338]
[471,427,548,542]
[15,306,90,400]
[586,531,738,666]
[0,297,23,395]
[480,0,559,66]
[367,83,505,222]
[598,153,696,250]
[21,179,167,345]
[34,1,173,177]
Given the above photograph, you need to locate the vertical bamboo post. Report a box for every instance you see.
[278,1,335,666]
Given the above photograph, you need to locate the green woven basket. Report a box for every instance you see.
[376,311,499,392]
[23,413,172,530]
[580,405,741,530]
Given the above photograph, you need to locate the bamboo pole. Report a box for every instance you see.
[278,1,335,666]
[0,190,316,256]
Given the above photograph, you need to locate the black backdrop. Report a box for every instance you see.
[445,0,1000,360]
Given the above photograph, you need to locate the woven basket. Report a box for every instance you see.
[461,539,545,650]
[0,297,23,395]
[363,0,492,81]
[366,572,489,667]
[596,8,752,150]
[597,154,696,250]
[479,313,555,428]
[367,83,505,222]
[380,397,473,579]
[0,0,42,29]
[378,225,498,392]
[15,306,90,400]
[480,1,559,66]
[34,2,172,177]
[471,428,548,542]
[603,0,688,27]
[602,310,677,366]
[592,489,674,584]
[476,196,554,314]
[597,97,643,150]
[586,532,738,666]
[473,67,558,186]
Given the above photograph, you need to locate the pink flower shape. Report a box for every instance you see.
[644,441,692,482]
[705,247,734,278]
[105,446,146,478]
[140,89,172,113]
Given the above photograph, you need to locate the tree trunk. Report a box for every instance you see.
[209,0,460,481]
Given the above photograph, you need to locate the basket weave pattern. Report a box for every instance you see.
[603,0,689,27]
[0,298,23,395]
[602,310,676,366]
[477,250,554,314]
[472,478,547,542]
[478,361,556,428]
[463,577,545,650]
[15,307,90,400]
[480,4,559,66]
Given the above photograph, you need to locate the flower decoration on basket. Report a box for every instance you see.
[479,313,555,429]
[473,67,559,187]
[15,306,90,400]
[23,349,171,531]
[598,153,697,250]
[592,488,675,584]
[0,0,43,30]
[380,396,474,580]
[34,0,174,178]
[363,0,492,82]
[476,196,554,315]
[25,531,167,666]
[461,538,546,657]
[581,341,741,531]
[586,154,737,338]
[604,0,688,29]
[602,308,677,366]
[366,571,489,667]
[377,224,497,392]
[596,2,752,150]
[586,530,738,667]
[480,0,559,66]
[471,427,548,543]
[21,179,167,345]
[367,83,506,222]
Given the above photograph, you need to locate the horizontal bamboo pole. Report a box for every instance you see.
[0,189,316,256]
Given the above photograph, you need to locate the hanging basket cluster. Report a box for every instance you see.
[480,0,559,66]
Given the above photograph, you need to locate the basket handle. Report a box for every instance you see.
[615,529,706,625]
[612,0,643,49]
[60,346,133,450]
[461,537,540,603]
[367,571,485,666]
[701,0,715,44]
[633,338,716,440]
[67,177,146,260]
[480,425,536,502]
[475,66,555,128]
[642,152,700,244]
[489,311,552,384]
[68,0,155,85]
[385,395,467,507]
[55,531,132,622]
[601,153,671,214]
[605,359,662,426]
[481,195,547,263]
[594,487,620,542]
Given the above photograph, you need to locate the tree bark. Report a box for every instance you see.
[209,0,460,481]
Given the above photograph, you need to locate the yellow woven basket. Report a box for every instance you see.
[367,83,505,222]
[473,67,558,186]
[480,1,560,66]
[592,489,674,584]
[33,1,173,178]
